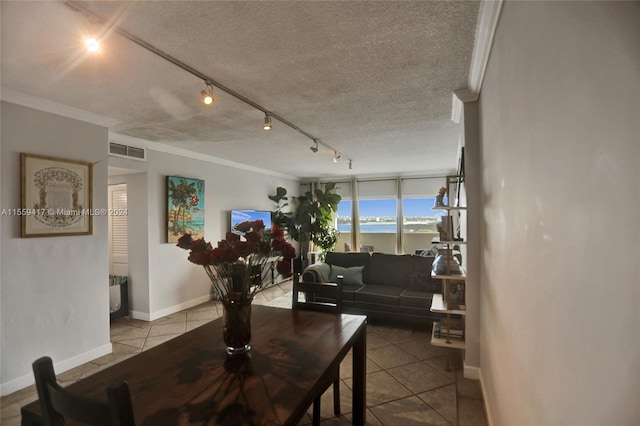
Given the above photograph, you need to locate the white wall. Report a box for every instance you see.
[478,2,640,424]
[139,149,298,320]
[0,101,298,394]
[0,102,111,394]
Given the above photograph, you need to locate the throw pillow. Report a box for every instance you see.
[408,272,438,292]
[329,265,364,286]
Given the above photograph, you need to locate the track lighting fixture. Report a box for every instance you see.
[84,37,99,52]
[349,160,353,170]
[66,1,354,167]
[200,82,215,106]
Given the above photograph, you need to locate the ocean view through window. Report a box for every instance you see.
[336,197,440,254]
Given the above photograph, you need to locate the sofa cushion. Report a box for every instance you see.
[411,255,435,274]
[407,272,431,291]
[368,253,414,288]
[329,265,365,286]
[325,252,371,282]
[341,284,364,302]
[354,284,403,306]
[399,289,434,309]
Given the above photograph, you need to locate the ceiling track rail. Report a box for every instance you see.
[64,0,352,164]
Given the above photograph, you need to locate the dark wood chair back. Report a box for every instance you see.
[32,356,135,426]
[292,272,345,424]
[292,273,343,313]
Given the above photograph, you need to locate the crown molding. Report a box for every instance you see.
[109,132,297,181]
[451,0,504,123]
[0,87,120,128]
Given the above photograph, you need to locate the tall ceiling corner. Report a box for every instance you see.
[451,0,504,124]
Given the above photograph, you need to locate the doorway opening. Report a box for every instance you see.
[108,183,128,317]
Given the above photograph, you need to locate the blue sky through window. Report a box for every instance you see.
[337,198,436,218]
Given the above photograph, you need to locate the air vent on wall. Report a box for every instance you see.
[109,142,146,161]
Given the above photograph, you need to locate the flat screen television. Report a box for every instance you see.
[231,209,272,232]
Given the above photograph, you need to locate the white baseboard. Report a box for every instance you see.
[146,295,211,322]
[129,310,151,321]
[463,363,494,425]
[463,362,481,380]
[479,367,495,426]
[0,343,113,397]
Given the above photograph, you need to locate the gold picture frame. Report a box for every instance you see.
[21,153,93,237]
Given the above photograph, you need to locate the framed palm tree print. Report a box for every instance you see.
[167,176,205,243]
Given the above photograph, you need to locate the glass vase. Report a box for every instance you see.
[221,295,252,356]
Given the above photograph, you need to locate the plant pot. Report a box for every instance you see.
[293,256,309,274]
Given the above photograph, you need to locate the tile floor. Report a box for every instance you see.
[0,280,487,425]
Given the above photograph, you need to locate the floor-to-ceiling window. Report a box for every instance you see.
[306,176,445,254]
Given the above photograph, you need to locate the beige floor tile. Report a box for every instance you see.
[424,355,458,380]
[418,384,457,424]
[115,337,147,350]
[186,308,219,322]
[458,396,488,426]
[110,317,149,329]
[457,374,484,400]
[387,361,454,394]
[370,395,451,426]
[147,322,186,337]
[0,406,22,426]
[56,361,102,384]
[340,352,382,380]
[142,334,180,350]
[401,337,451,361]
[151,311,187,325]
[110,324,150,341]
[345,370,412,407]
[318,409,383,425]
[186,319,212,331]
[371,326,427,345]
[260,284,286,301]
[0,385,36,407]
[365,332,395,350]
[366,345,419,370]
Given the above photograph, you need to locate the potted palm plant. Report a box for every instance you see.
[268,183,341,271]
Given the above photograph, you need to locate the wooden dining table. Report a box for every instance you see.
[21,305,367,425]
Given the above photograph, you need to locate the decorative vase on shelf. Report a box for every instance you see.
[221,294,253,356]
[432,254,448,275]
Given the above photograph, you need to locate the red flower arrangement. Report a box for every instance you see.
[177,220,295,302]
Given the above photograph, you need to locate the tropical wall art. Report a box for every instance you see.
[167,176,205,243]
[20,153,93,237]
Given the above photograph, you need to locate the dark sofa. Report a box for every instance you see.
[302,252,443,322]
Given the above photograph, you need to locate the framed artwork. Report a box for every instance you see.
[167,176,205,243]
[446,280,466,310]
[21,153,93,237]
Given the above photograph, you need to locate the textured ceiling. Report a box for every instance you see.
[1,1,479,178]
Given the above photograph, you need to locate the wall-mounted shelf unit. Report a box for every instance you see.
[430,174,466,350]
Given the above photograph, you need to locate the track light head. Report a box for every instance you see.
[201,83,215,106]
[332,151,341,163]
[263,115,272,131]
[310,140,319,153]
[84,37,100,53]
[349,160,353,170]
